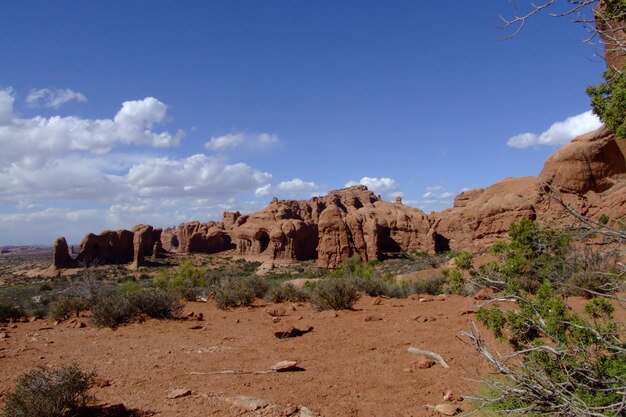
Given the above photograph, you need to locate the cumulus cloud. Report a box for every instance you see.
[126,154,271,197]
[345,176,401,198]
[0,89,183,165]
[507,110,602,149]
[26,88,87,109]
[255,184,272,197]
[408,185,456,213]
[277,178,318,193]
[204,132,278,151]
[0,88,282,245]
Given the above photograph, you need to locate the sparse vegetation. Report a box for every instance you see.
[0,301,26,323]
[127,288,183,319]
[264,282,309,303]
[471,281,626,416]
[90,287,136,328]
[412,275,445,296]
[1,364,94,417]
[214,277,259,309]
[49,295,89,321]
[153,260,219,301]
[311,278,360,311]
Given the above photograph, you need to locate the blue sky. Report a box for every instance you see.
[0,1,607,245]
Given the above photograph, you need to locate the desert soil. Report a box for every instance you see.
[0,294,504,417]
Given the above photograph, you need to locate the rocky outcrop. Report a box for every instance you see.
[52,126,626,270]
[130,225,162,270]
[595,0,626,71]
[52,237,77,269]
[75,230,134,266]
[540,127,625,193]
[51,225,162,270]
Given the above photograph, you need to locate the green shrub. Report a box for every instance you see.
[385,281,413,298]
[154,261,219,301]
[587,65,626,139]
[349,276,389,296]
[127,288,183,319]
[90,288,136,329]
[332,254,378,280]
[454,251,474,270]
[470,282,626,415]
[118,279,140,296]
[311,279,360,311]
[264,282,309,303]
[480,219,572,293]
[598,214,610,225]
[447,269,465,295]
[214,279,257,309]
[49,296,89,321]
[2,364,94,417]
[413,275,445,295]
[0,302,27,323]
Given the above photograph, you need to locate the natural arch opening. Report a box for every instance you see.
[433,232,450,254]
[256,231,270,254]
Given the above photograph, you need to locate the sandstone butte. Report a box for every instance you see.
[50,126,626,271]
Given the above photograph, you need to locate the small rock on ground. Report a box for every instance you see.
[167,388,191,399]
[226,395,269,411]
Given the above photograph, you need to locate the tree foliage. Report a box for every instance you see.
[587,66,626,139]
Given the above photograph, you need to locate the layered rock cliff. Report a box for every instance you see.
[51,126,625,270]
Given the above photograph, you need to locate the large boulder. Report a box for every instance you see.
[540,127,625,194]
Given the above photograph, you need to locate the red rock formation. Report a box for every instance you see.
[540,127,625,193]
[75,229,134,266]
[52,237,77,269]
[595,0,626,71]
[52,127,626,270]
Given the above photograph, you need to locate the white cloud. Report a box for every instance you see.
[507,110,602,149]
[277,178,318,194]
[345,177,401,197]
[26,88,87,109]
[0,88,283,245]
[204,133,245,151]
[126,154,271,197]
[411,185,456,213]
[0,89,183,165]
[255,184,272,197]
[204,132,278,151]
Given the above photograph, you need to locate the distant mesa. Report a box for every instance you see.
[51,126,626,271]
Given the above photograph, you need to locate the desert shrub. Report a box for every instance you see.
[49,295,89,321]
[349,276,389,296]
[454,251,474,270]
[118,279,140,296]
[242,275,270,298]
[214,278,257,309]
[2,364,94,417]
[90,287,136,328]
[479,219,572,293]
[598,214,610,225]
[127,288,183,319]
[70,268,102,305]
[311,279,360,311]
[264,282,309,303]
[332,254,378,280]
[412,275,445,295]
[446,269,466,295]
[385,281,413,298]
[0,301,26,323]
[154,261,219,301]
[470,281,626,415]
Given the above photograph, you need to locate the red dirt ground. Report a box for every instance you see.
[2,294,614,417]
